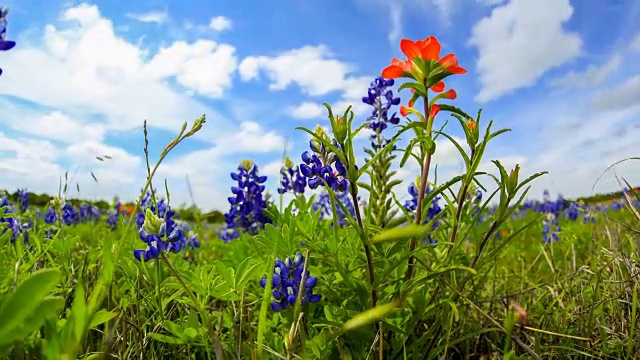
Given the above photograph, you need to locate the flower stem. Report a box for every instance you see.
[160,253,224,359]
[349,188,377,308]
[404,93,432,282]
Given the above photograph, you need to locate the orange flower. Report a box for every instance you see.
[439,54,467,74]
[429,104,440,120]
[383,36,466,79]
[119,204,134,215]
[443,89,457,99]
[467,119,477,131]
[400,105,411,117]
[382,58,413,79]
[431,81,445,92]
[401,36,441,62]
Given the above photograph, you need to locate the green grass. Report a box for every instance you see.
[0,205,638,359]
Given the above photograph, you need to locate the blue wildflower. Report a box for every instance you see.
[260,251,322,312]
[218,160,272,242]
[542,213,560,243]
[403,181,442,244]
[15,188,28,213]
[133,208,186,262]
[312,190,356,227]
[0,7,16,76]
[299,126,349,192]
[362,76,401,148]
[277,156,307,195]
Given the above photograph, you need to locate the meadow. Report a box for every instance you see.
[1,17,640,360]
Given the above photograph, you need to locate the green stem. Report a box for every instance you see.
[404,93,432,283]
[160,253,224,359]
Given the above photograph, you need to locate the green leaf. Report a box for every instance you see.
[397,82,427,97]
[70,282,87,343]
[148,332,186,344]
[371,224,434,244]
[88,310,119,329]
[2,296,64,345]
[0,268,61,341]
[342,300,400,333]
[438,104,473,120]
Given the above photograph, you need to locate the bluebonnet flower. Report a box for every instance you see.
[0,7,16,76]
[403,180,443,244]
[566,202,580,221]
[42,207,56,224]
[133,208,186,262]
[179,222,201,262]
[362,76,401,148]
[312,190,357,227]
[105,202,121,229]
[78,203,101,222]
[277,156,307,195]
[15,188,28,213]
[542,212,560,243]
[218,160,272,242]
[582,207,596,224]
[260,251,322,312]
[135,195,176,230]
[300,126,349,192]
[0,216,29,244]
[610,200,624,212]
[61,203,78,226]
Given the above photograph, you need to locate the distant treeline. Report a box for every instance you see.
[574,187,640,205]
[0,190,226,224]
[2,187,636,224]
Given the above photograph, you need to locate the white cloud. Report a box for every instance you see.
[591,75,640,111]
[144,39,238,98]
[126,10,168,24]
[209,16,232,32]
[262,160,284,178]
[239,45,353,96]
[289,102,325,119]
[215,121,287,154]
[387,3,402,45]
[0,3,227,133]
[0,3,282,210]
[240,45,375,116]
[549,55,621,90]
[26,111,106,144]
[469,0,582,102]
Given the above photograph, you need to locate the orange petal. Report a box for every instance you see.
[444,89,457,99]
[408,99,415,107]
[382,64,404,79]
[429,104,441,120]
[400,39,422,61]
[431,81,445,93]
[421,36,441,61]
[439,54,466,74]
[400,105,410,117]
[447,65,467,74]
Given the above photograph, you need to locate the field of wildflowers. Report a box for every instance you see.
[1,6,640,360]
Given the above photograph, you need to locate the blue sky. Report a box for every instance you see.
[0,0,638,211]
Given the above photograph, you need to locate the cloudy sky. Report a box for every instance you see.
[0,0,638,211]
